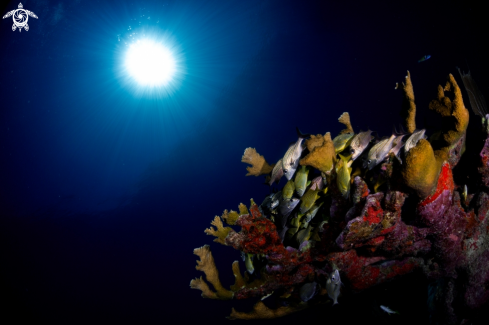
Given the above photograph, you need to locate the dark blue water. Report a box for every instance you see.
[1,0,488,323]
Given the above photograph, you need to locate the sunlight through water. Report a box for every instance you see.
[124,39,176,87]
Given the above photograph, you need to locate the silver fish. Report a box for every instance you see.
[282,128,308,180]
[389,135,406,163]
[269,159,284,185]
[380,305,399,315]
[278,198,300,228]
[364,134,396,170]
[277,226,288,243]
[404,129,427,154]
[350,130,374,160]
[300,282,318,302]
[260,191,282,212]
[310,176,324,190]
[326,269,342,305]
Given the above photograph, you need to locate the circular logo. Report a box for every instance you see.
[13,9,28,27]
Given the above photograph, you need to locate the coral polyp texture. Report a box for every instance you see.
[190,71,489,323]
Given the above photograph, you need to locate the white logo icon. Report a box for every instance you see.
[2,3,38,32]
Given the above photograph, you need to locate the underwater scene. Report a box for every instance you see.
[1,0,489,324]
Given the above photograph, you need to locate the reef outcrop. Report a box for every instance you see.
[190,71,489,323]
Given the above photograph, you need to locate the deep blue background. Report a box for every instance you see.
[1,0,489,324]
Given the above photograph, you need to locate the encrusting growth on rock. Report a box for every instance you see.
[241,147,274,176]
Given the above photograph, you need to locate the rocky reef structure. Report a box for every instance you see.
[190,71,489,323]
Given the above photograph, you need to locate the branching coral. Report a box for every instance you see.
[228,301,308,320]
[190,245,234,300]
[338,112,354,134]
[241,147,274,176]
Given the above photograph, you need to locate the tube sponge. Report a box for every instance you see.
[429,74,469,151]
[401,139,442,199]
[396,71,417,133]
[299,132,336,173]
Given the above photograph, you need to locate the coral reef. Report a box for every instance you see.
[241,147,274,176]
[190,72,489,323]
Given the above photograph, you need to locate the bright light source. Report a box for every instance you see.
[125,39,176,87]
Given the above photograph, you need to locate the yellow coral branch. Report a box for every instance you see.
[204,216,233,245]
[238,202,249,215]
[396,70,417,133]
[227,301,308,320]
[241,148,274,176]
[190,245,234,300]
[230,260,246,291]
[221,209,239,225]
[338,112,354,134]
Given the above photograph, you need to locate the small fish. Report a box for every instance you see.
[349,130,374,160]
[286,226,299,240]
[389,134,406,163]
[299,187,321,214]
[302,202,323,227]
[364,133,397,170]
[462,184,468,204]
[404,129,427,154]
[277,226,289,242]
[282,128,309,180]
[269,159,284,185]
[333,133,355,154]
[261,291,274,300]
[336,154,353,199]
[310,176,324,190]
[294,166,309,197]
[380,305,399,315]
[290,214,301,228]
[418,55,431,62]
[278,197,300,227]
[300,282,318,302]
[326,269,342,305]
[296,224,313,246]
[282,180,295,201]
[270,191,282,209]
[244,253,254,274]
